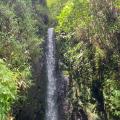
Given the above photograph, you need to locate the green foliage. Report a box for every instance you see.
[49,0,120,119]
[0,59,17,120]
[114,0,120,8]
[56,1,74,32]
[0,0,48,119]
[104,79,120,118]
[47,0,68,17]
[56,0,90,32]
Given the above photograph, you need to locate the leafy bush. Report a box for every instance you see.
[0,59,17,120]
[104,79,120,118]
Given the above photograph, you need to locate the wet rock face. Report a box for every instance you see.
[56,77,88,120]
[56,71,69,120]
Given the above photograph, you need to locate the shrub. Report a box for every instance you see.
[0,59,17,120]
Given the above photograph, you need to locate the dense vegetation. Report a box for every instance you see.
[0,0,49,119]
[0,0,120,119]
[47,0,120,119]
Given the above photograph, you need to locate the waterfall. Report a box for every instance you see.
[45,28,58,120]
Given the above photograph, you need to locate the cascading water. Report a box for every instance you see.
[45,28,58,120]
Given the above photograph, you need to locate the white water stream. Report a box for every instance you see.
[45,28,58,120]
